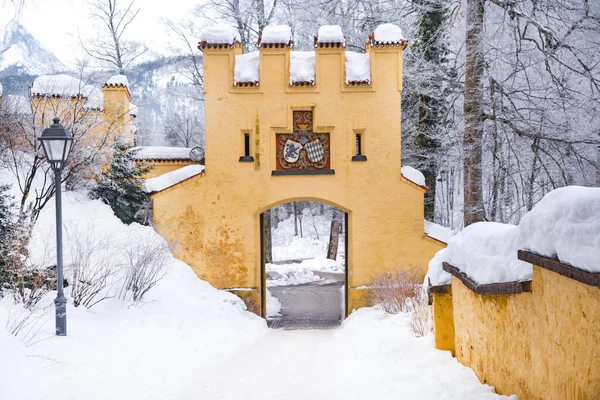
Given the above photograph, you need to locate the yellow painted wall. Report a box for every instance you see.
[432,292,454,354]
[447,266,600,399]
[151,41,445,316]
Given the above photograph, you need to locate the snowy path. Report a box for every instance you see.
[179,309,513,400]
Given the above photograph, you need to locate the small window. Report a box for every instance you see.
[352,133,367,161]
[239,132,254,162]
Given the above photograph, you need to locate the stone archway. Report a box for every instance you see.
[258,199,350,323]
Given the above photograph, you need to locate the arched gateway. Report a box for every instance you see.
[149,24,445,316]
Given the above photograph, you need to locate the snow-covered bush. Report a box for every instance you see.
[366,266,424,314]
[406,286,430,337]
[67,227,119,308]
[119,237,168,302]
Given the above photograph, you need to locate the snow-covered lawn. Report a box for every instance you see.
[0,193,513,399]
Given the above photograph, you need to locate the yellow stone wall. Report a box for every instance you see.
[151,41,445,316]
[432,292,454,354]
[439,266,600,399]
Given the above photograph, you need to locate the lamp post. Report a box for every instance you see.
[38,117,73,336]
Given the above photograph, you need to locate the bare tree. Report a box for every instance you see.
[82,0,147,74]
[164,111,204,148]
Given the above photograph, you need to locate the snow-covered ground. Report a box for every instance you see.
[0,191,512,399]
[177,307,514,400]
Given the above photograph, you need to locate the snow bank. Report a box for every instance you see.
[345,51,370,83]
[424,220,454,243]
[144,164,204,193]
[374,23,405,42]
[266,263,324,286]
[0,191,266,400]
[516,186,600,272]
[427,186,600,286]
[106,74,129,87]
[133,146,193,160]
[289,51,315,84]
[402,165,426,186]
[200,24,241,44]
[261,25,292,44]
[317,25,344,43]
[266,289,282,317]
[234,51,260,84]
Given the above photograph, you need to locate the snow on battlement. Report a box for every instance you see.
[289,51,315,85]
[345,51,370,85]
[105,74,129,88]
[200,24,241,45]
[234,51,260,86]
[261,25,292,46]
[32,74,87,97]
[373,24,405,43]
[316,25,345,46]
[427,186,600,287]
[144,165,205,193]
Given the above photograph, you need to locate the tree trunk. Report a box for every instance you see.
[264,209,272,264]
[327,210,341,260]
[463,0,486,226]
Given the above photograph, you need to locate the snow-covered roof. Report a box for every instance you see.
[345,51,370,85]
[83,86,104,110]
[427,185,600,287]
[374,24,405,43]
[401,166,426,187]
[424,220,454,244]
[31,74,86,97]
[317,25,345,45]
[234,51,259,86]
[200,24,241,45]
[105,74,129,88]
[144,165,205,193]
[132,146,194,161]
[261,25,292,45]
[289,51,315,85]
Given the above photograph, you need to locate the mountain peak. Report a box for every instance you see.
[0,19,67,77]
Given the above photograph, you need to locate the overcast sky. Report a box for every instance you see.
[1,0,201,67]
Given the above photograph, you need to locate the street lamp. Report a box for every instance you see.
[38,117,73,336]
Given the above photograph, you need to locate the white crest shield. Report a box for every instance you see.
[283,139,302,163]
[304,139,324,162]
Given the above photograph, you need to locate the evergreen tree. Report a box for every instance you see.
[91,142,152,225]
[404,0,452,222]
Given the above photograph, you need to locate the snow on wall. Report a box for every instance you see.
[106,74,129,87]
[374,23,405,42]
[200,24,241,44]
[144,165,205,193]
[261,25,292,44]
[345,51,370,83]
[234,51,260,84]
[317,25,344,43]
[427,186,600,286]
[516,186,600,273]
[129,102,138,116]
[401,166,426,187]
[133,146,193,160]
[290,51,315,84]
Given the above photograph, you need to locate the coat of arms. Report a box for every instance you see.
[276,111,330,171]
